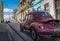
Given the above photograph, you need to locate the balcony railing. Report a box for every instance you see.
[19,4,29,12]
[18,0,23,6]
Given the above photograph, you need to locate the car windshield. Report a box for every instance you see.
[40,12,51,17]
[35,12,52,19]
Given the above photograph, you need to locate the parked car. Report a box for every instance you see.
[6,21,10,23]
[20,11,60,40]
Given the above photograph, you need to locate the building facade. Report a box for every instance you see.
[41,0,56,19]
[10,9,17,23]
[39,0,60,20]
[16,0,32,23]
[55,0,60,20]
[11,9,17,23]
[16,0,60,23]
[31,0,60,20]
[0,2,4,23]
[30,0,56,19]
[30,0,44,11]
[13,9,17,22]
[10,15,14,23]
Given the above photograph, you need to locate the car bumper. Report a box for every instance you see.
[37,32,60,37]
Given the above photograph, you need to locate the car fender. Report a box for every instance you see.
[30,22,42,32]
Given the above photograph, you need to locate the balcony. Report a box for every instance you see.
[19,4,29,12]
[18,0,23,6]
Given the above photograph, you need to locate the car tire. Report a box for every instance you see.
[21,29,23,31]
[30,28,37,41]
[20,24,23,31]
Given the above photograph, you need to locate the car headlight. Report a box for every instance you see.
[39,26,44,29]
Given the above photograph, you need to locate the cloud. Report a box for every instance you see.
[4,8,13,13]
[3,8,14,21]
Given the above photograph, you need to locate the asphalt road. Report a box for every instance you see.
[8,23,33,41]
[7,23,60,41]
[0,23,33,41]
[1,22,60,41]
[22,30,60,41]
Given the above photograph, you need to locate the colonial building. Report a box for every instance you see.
[30,0,60,19]
[39,0,60,20]
[13,9,17,22]
[16,0,32,23]
[30,0,44,11]
[10,15,14,23]
[55,0,60,20]
[0,2,4,23]
[16,0,60,23]
[11,9,17,23]
[40,0,56,19]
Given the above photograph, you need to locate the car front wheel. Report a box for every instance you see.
[30,28,37,41]
[20,24,23,31]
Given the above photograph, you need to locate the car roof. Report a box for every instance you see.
[28,11,46,15]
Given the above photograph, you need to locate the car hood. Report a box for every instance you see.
[43,19,60,29]
[44,19,60,23]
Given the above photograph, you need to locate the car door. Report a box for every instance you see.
[23,14,33,29]
[22,15,29,29]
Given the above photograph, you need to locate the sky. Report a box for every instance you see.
[0,0,18,21]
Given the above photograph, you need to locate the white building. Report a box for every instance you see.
[40,0,56,19]
[40,0,60,20]
[30,0,56,19]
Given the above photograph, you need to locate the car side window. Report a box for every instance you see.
[24,14,33,22]
[25,15,28,21]
[28,15,33,21]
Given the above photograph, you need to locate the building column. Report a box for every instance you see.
[49,0,56,19]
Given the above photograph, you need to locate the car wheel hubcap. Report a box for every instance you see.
[32,30,36,39]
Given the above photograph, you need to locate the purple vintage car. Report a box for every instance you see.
[20,11,60,40]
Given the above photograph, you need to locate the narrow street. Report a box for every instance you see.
[0,23,33,41]
[8,23,33,41]
[7,23,60,41]
[0,23,60,41]
[7,23,59,41]
[1,0,60,41]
